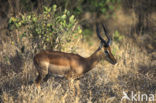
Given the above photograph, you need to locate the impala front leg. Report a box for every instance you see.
[65,71,77,96]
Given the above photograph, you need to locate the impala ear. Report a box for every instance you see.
[100,42,103,48]
[97,42,104,51]
[108,40,111,46]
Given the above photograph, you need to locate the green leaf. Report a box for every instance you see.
[69,15,75,23]
[9,17,17,24]
[32,17,37,22]
[109,5,114,10]
[52,4,57,12]
[101,8,106,14]
[27,15,31,20]
[61,14,66,19]
[22,15,25,20]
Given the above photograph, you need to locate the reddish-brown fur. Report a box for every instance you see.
[34,46,116,87]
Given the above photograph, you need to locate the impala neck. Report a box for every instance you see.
[87,44,104,70]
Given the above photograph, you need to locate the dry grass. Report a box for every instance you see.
[0,8,156,103]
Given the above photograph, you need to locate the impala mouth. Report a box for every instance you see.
[108,59,117,65]
[106,54,117,65]
[111,60,117,65]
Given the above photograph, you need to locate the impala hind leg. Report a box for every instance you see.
[35,66,48,88]
[35,73,42,88]
[43,72,51,82]
[35,72,48,88]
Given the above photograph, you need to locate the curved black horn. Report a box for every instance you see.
[96,23,107,45]
[102,23,111,45]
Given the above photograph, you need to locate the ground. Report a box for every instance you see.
[0,8,156,103]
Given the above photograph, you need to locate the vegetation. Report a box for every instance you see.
[64,0,121,16]
[0,0,156,103]
[8,5,82,52]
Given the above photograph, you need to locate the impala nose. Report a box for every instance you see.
[107,57,117,65]
[107,54,117,65]
[112,60,117,65]
[108,57,117,65]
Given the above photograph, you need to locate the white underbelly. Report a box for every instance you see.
[48,64,70,75]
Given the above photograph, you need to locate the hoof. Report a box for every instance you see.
[35,82,41,89]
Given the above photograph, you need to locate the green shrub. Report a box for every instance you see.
[8,5,82,51]
[70,0,121,17]
[113,30,124,43]
[53,0,121,17]
[89,0,120,14]
[111,30,124,56]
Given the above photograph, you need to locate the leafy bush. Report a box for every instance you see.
[111,30,124,56]
[8,5,82,51]
[85,0,120,15]
[64,0,121,17]
[113,30,124,43]
[52,0,120,16]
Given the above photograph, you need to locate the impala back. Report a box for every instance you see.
[34,50,85,75]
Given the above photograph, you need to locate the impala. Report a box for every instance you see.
[34,23,117,87]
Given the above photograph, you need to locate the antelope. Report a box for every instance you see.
[33,23,117,87]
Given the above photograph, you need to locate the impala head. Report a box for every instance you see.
[96,23,117,65]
